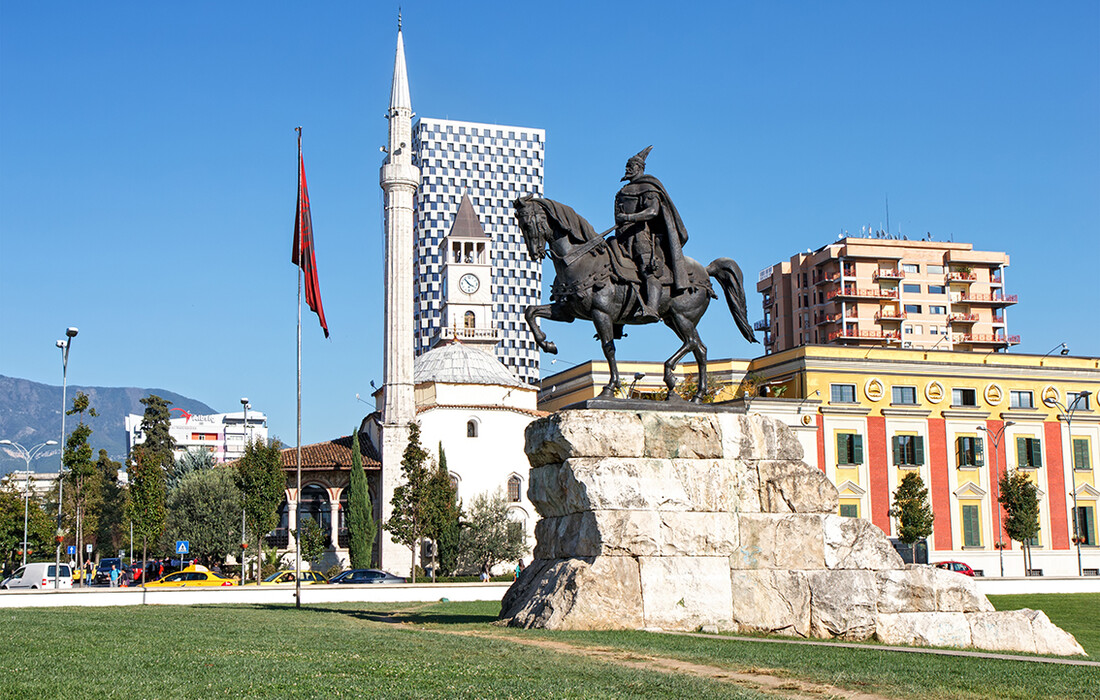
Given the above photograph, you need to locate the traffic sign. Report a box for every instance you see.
[67,545,76,555]
[86,544,93,553]
[175,540,190,555]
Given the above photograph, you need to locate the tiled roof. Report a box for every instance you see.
[417,404,549,419]
[278,434,381,470]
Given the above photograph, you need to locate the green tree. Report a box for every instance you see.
[888,472,935,560]
[999,469,1041,576]
[293,517,327,570]
[166,467,243,566]
[385,422,431,583]
[234,439,285,584]
[0,490,53,566]
[346,431,375,569]
[128,445,167,573]
[431,444,462,576]
[62,392,102,576]
[94,450,128,558]
[456,490,528,576]
[138,395,176,469]
[169,448,216,492]
[423,442,461,580]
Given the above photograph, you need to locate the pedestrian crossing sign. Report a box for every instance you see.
[176,541,189,555]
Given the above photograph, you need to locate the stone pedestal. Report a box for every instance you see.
[500,410,1085,656]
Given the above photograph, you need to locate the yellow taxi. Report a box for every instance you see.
[145,564,236,587]
[259,570,328,585]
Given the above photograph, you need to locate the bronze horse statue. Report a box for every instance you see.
[514,195,757,402]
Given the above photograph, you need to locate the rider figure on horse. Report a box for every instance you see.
[613,146,690,323]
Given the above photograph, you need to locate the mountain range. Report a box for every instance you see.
[0,375,216,476]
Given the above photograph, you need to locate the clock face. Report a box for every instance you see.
[459,273,480,294]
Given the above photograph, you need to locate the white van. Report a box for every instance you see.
[1,563,73,589]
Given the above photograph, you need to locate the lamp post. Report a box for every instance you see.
[0,439,58,566]
[977,422,1015,578]
[1043,390,1093,577]
[54,326,78,588]
[240,397,249,584]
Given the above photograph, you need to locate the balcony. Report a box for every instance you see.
[827,287,898,301]
[872,269,905,281]
[947,271,978,282]
[753,319,770,331]
[956,293,1018,306]
[828,328,902,342]
[819,273,841,284]
[434,327,500,344]
[948,313,978,324]
[763,297,774,308]
[955,333,1021,346]
[874,311,906,322]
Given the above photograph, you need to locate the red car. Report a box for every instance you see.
[933,561,975,576]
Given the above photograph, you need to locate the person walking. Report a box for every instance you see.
[109,564,120,588]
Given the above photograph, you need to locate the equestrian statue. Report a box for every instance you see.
[514,146,758,403]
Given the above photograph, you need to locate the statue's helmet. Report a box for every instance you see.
[623,146,653,179]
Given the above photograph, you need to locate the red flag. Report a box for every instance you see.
[292,135,329,338]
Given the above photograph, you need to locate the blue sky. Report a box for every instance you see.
[2,1,1097,447]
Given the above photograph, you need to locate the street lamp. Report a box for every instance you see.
[977,422,1015,577]
[1043,390,1093,577]
[55,326,78,588]
[0,439,58,566]
[1042,342,1070,358]
[240,397,249,584]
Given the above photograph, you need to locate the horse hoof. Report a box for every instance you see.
[598,387,616,399]
[665,392,685,403]
[544,343,558,355]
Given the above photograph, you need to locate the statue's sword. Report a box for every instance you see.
[561,225,618,267]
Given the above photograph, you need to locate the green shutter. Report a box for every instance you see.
[1073,439,1090,470]
[852,435,863,465]
[836,433,847,464]
[955,437,963,466]
[892,436,901,466]
[974,437,984,467]
[962,505,981,547]
[1029,438,1043,468]
[914,436,925,465]
[1017,437,1028,468]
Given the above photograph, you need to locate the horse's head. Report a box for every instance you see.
[513,195,549,262]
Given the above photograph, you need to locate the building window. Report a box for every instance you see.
[507,475,522,503]
[467,420,478,438]
[928,264,944,275]
[952,388,978,407]
[902,263,919,273]
[892,435,925,466]
[1074,506,1096,546]
[1069,391,1091,410]
[831,384,856,403]
[903,283,921,294]
[839,503,859,518]
[904,304,922,314]
[464,311,476,329]
[1016,436,1042,468]
[1009,390,1033,409]
[891,386,917,405]
[928,285,946,294]
[1073,438,1091,471]
[930,305,947,315]
[962,504,982,547]
[956,436,985,467]
[836,433,864,465]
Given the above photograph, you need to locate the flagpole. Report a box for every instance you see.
[295,127,303,610]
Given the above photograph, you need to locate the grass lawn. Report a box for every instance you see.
[1,594,1096,699]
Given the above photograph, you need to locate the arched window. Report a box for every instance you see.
[467,420,478,438]
[299,484,332,547]
[464,310,476,329]
[507,475,522,503]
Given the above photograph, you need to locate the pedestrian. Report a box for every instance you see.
[2,559,11,581]
[85,560,94,582]
[479,562,490,583]
[109,564,120,588]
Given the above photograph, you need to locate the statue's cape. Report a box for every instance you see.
[630,174,688,245]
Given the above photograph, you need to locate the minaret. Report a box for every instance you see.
[379,18,419,574]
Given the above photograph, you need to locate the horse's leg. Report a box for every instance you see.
[591,309,620,398]
[524,303,572,355]
[662,294,709,403]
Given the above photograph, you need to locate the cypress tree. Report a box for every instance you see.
[347,431,375,569]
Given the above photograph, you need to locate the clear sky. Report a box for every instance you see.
[2,1,1097,447]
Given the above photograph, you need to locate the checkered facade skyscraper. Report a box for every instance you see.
[411,118,545,384]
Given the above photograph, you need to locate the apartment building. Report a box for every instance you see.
[757,237,1016,354]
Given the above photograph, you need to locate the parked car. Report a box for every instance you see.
[1,562,73,589]
[259,570,328,585]
[94,557,130,586]
[144,564,236,588]
[329,569,406,585]
[933,561,975,577]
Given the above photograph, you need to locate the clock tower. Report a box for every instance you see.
[435,194,498,351]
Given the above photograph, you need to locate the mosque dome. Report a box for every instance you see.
[413,342,528,388]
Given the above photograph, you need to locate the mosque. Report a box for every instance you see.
[269,25,545,575]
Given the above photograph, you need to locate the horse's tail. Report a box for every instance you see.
[707,258,759,345]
